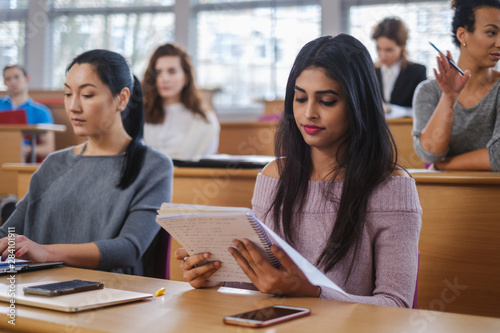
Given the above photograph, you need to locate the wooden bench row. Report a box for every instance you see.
[218,119,424,169]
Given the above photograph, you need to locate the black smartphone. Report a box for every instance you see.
[223,305,311,328]
[23,280,104,297]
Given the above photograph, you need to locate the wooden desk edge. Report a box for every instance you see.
[4,165,500,185]
[220,121,278,128]
[410,169,500,185]
[0,124,66,132]
[386,117,413,125]
[174,167,262,178]
[2,165,263,181]
[2,163,41,172]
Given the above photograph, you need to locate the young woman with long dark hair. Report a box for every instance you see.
[0,49,173,275]
[176,34,422,308]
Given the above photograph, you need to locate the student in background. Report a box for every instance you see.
[372,17,427,109]
[0,65,55,160]
[413,0,500,171]
[0,50,173,276]
[142,43,220,160]
[176,34,422,308]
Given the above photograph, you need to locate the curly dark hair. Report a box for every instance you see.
[451,0,500,47]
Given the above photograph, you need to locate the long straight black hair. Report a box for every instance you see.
[66,49,147,189]
[272,34,397,276]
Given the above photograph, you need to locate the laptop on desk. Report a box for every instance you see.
[0,260,64,275]
[173,154,275,169]
[0,281,153,312]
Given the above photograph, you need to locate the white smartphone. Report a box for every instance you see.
[223,305,311,328]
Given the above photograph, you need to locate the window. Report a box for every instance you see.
[196,2,321,111]
[48,0,174,89]
[198,0,281,3]
[0,0,28,9]
[0,21,26,91]
[348,1,453,79]
[51,0,174,8]
[0,0,28,90]
[2,1,464,112]
[50,13,174,88]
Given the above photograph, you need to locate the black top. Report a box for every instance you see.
[375,62,427,108]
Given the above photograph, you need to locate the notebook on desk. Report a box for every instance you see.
[0,281,153,312]
[0,109,28,124]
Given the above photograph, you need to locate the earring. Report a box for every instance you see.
[463,43,466,47]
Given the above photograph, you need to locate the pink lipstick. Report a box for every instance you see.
[303,124,323,134]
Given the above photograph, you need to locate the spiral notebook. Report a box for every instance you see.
[156,203,280,283]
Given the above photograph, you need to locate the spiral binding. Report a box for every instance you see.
[247,212,280,268]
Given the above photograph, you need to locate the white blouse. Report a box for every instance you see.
[380,61,401,103]
[144,103,220,160]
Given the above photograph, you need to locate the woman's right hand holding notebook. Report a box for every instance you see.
[174,248,222,288]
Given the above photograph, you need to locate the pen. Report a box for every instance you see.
[429,42,464,76]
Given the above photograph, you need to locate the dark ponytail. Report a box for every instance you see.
[118,75,147,189]
[66,49,147,189]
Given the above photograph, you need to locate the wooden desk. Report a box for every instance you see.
[0,124,65,196]
[410,170,500,318]
[2,163,39,200]
[170,167,261,280]
[172,167,260,207]
[219,119,424,169]
[219,122,277,156]
[5,163,500,318]
[386,118,425,169]
[2,165,261,207]
[1,266,499,333]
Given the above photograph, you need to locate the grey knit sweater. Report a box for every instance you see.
[412,79,500,170]
[0,144,173,275]
[252,174,422,308]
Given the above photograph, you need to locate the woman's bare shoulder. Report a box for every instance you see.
[391,166,411,178]
[261,159,280,178]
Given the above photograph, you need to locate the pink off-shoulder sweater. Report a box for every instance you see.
[251,174,422,308]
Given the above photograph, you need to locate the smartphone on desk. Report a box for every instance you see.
[23,280,104,297]
[223,305,311,328]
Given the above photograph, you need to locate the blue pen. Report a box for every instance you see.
[429,42,464,76]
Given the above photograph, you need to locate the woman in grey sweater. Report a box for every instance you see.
[413,0,500,171]
[0,50,173,275]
